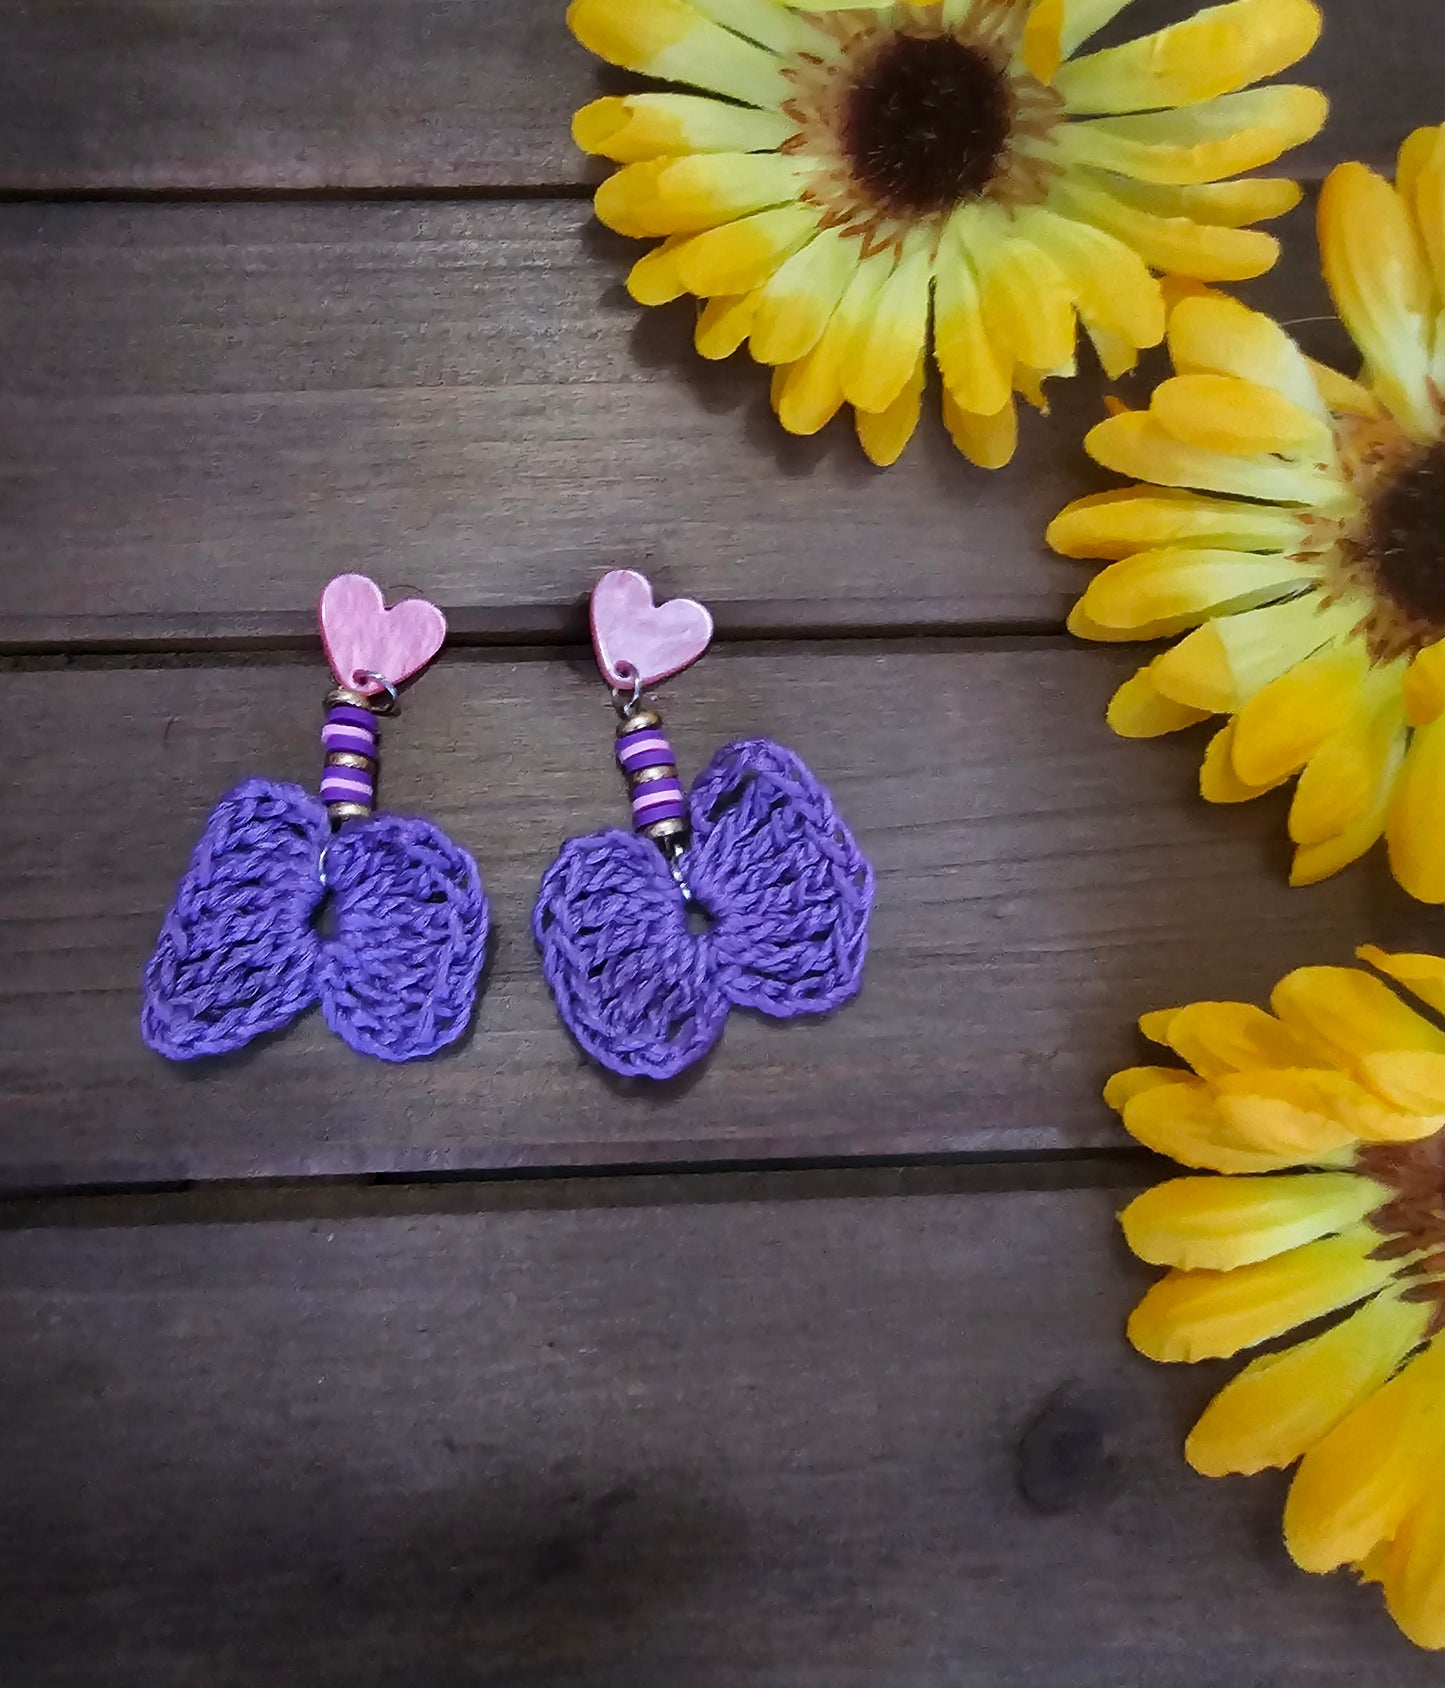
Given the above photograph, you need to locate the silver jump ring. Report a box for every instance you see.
[353,669,400,714]
[611,662,644,718]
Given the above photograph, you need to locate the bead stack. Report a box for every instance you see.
[615,709,688,847]
[320,686,380,823]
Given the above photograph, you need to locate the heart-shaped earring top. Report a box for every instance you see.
[320,574,447,696]
[590,569,713,691]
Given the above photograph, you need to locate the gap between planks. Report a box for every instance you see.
[0,1151,1164,1232]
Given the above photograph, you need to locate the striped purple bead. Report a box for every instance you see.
[321,766,376,806]
[615,711,688,844]
[322,696,379,818]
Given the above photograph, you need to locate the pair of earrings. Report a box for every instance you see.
[142,571,874,1081]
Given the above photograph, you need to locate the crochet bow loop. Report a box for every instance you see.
[141,778,327,1060]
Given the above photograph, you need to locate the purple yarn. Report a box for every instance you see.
[534,738,873,1081]
[142,777,487,1063]
[316,811,487,1062]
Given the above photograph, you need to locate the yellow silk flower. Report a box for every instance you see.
[568,0,1325,466]
[1114,948,1445,1649]
[1057,125,1445,902]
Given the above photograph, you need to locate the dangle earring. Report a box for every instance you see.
[534,569,874,1081]
[143,574,488,1063]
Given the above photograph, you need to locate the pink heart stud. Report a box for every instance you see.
[319,574,448,696]
[590,570,714,691]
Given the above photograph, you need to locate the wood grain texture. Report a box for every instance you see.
[2,1183,1438,1686]
[0,0,1429,193]
[2,645,1430,1191]
[0,198,1346,645]
[0,198,1112,637]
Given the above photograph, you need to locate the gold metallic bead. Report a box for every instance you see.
[616,709,663,738]
[325,685,374,712]
[327,801,372,823]
[630,764,679,786]
[641,817,689,843]
[325,751,375,771]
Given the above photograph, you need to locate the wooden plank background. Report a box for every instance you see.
[1,647,1425,1190]
[0,0,1430,192]
[2,1,1441,1680]
[5,1177,1442,1687]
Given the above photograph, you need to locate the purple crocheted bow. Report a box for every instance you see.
[534,738,873,1081]
[143,777,488,1063]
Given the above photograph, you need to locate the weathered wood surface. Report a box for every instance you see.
[0,0,1426,194]
[1,647,1425,1192]
[0,198,1110,640]
[0,200,1350,646]
[2,1181,1436,1687]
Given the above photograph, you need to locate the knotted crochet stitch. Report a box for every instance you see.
[143,778,486,1062]
[534,738,873,1080]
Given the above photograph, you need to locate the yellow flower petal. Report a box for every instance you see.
[694,291,758,359]
[854,355,924,467]
[673,204,819,296]
[1082,547,1313,634]
[1047,487,1305,559]
[1403,127,1445,328]
[573,93,793,163]
[842,238,932,414]
[689,0,825,56]
[1167,294,1327,420]
[1388,713,1445,904]
[1053,175,1281,281]
[1021,0,1133,78]
[1105,662,1212,735]
[595,152,814,239]
[1083,410,1338,503]
[933,222,1009,418]
[1127,1227,1393,1363]
[1121,1173,1385,1271]
[1359,946,1445,1023]
[1146,999,1317,1078]
[1122,1081,1329,1174]
[749,226,858,364]
[1229,642,1366,787]
[1290,675,1407,845]
[1402,642,1445,728]
[941,392,1018,470]
[1058,86,1328,187]
[1016,207,1165,364]
[1319,161,1438,442]
[1104,1065,1188,1111]
[568,0,789,108]
[1094,174,1303,228]
[1285,1338,1445,1574]
[1187,1291,1429,1477]
[627,237,688,305]
[1151,594,1355,714]
[977,234,1078,384]
[1271,965,1445,1112]
[1216,1066,1442,1149]
[1380,1492,1445,1651]
[1306,357,1382,417]
[775,251,892,435]
[1199,719,1287,801]
[1150,372,1333,458]
[1055,0,1322,116]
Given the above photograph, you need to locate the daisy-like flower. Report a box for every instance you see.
[1113,947,1445,1648]
[1057,126,1445,902]
[567,0,1325,466]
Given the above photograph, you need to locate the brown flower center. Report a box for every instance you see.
[1359,1134,1445,1332]
[779,5,1063,257]
[1326,429,1445,661]
[842,34,1012,218]
[1368,441,1445,637]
